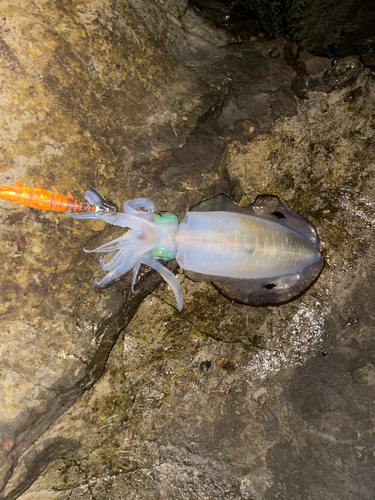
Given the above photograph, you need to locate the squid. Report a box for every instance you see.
[68,192,324,311]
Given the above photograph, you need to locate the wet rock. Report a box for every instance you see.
[181,6,232,47]
[282,41,365,99]
[361,52,375,71]
[222,0,375,58]
[292,55,364,99]
[11,69,375,500]
[199,360,211,372]
[0,0,211,496]
[1,1,375,499]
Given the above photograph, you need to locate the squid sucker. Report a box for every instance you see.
[67,192,324,311]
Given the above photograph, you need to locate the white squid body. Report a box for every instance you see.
[69,192,324,311]
[176,211,317,279]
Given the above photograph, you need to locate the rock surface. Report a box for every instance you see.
[216,0,375,57]
[0,1,374,499]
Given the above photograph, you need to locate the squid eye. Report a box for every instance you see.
[153,212,178,225]
[151,247,174,260]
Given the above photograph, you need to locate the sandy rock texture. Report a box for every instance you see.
[0,1,374,499]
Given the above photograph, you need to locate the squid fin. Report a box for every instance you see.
[213,258,324,306]
[184,258,324,306]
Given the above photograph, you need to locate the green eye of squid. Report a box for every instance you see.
[153,212,177,225]
[151,247,174,260]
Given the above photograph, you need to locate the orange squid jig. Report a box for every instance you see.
[0,180,117,216]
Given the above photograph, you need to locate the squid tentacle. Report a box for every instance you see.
[93,256,139,288]
[98,244,136,271]
[123,198,156,214]
[140,257,183,312]
[84,232,135,254]
[131,262,141,292]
